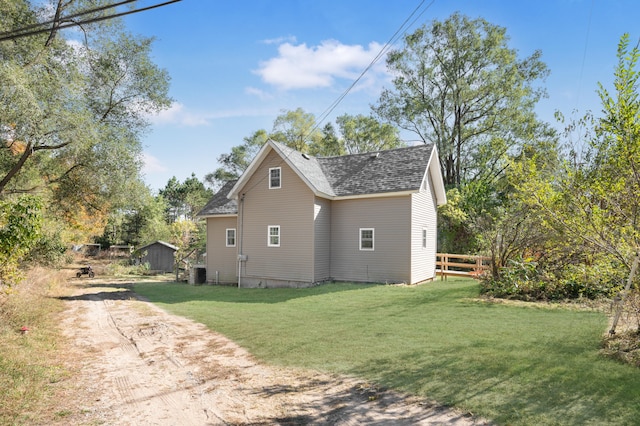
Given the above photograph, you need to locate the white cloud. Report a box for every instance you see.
[141,152,168,174]
[254,40,388,90]
[148,102,211,126]
[245,86,273,100]
[261,35,297,45]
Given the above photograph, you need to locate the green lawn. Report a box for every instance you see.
[134,279,640,425]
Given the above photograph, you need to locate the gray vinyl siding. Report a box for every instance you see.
[410,174,438,283]
[330,196,411,283]
[140,243,175,273]
[206,216,238,283]
[313,197,331,281]
[238,150,315,286]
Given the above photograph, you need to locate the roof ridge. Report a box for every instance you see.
[317,142,432,160]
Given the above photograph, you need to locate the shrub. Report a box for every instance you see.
[480,256,626,301]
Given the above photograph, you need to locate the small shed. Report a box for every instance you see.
[137,241,178,273]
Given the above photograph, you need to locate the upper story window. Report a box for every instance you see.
[422,228,427,249]
[269,167,281,189]
[226,228,236,247]
[268,225,280,247]
[359,228,374,251]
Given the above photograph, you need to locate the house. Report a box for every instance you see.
[136,241,178,273]
[198,140,447,288]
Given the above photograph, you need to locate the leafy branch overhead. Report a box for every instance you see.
[0,0,172,211]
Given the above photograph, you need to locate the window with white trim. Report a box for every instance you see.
[359,228,374,251]
[422,228,427,249]
[269,167,281,189]
[268,225,280,247]
[226,228,236,247]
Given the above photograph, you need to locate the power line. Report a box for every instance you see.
[238,0,437,197]
[574,0,595,112]
[0,0,138,39]
[0,0,183,43]
[313,0,435,132]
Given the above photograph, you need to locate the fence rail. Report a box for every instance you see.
[436,253,491,279]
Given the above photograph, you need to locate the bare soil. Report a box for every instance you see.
[54,276,488,425]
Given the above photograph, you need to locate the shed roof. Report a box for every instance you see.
[138,240,178,251]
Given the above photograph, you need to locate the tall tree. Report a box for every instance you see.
[206,109,404,189]
[204,130,267,191]
[336,113,404,154]
[270,107,323,152]
[374,12,549,187]
[0,0,171,215]
[518,34,640,267]
[159,174,213,222]
[309,122,345,156]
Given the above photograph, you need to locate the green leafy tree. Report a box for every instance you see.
[271,108,323,152]
[374,12,553,254]
[374,12,549,187]
[0,0,171,229]
[336,113,404,154]
[205,130,267,191]
[207,109,403,189]
[518,35,640,268]
[98,188,171,247]
[482,35,640,301]
[0,196,42,287]
[309,122,345,156]
[159,174,213,222]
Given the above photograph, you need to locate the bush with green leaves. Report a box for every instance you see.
[480,255,626,301]
[0,196,42,288]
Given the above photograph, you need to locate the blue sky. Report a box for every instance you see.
[120,0,638,191]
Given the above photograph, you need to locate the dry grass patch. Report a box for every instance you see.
[0,267,81,425]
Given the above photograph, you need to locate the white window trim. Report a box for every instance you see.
[269,167,281,189]
[359,228,375,251]
[422,228,427,249]
[226,228,236,247]
[268,225,280,247]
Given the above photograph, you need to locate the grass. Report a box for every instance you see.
[0,267,71,425]
[134,278,640,426]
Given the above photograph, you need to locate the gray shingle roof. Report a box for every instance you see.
[317,144,433,196]
[137,240,178,251]
[197,180,238,216]
[271,142,335,196]
[198,141,435,216]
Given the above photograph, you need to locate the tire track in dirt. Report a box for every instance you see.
[58,279,489,425]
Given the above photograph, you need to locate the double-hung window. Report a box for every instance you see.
[359,228,374,251]
[226,228,236,247]
[422,228,427,249]
[269,167,281,189]
[268,225,280,247]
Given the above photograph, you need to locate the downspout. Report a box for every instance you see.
[238,193,245,288]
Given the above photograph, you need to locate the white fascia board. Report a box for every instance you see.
[425,145,447,205]
[317,189,418,202]
[227,141,275,200]
[199,214,238,219]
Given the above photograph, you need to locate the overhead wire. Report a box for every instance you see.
[0,0,138,39]
[238,0,437,197]
[574,0,595,113]
[0,0,183,42]
[313,0,435,132]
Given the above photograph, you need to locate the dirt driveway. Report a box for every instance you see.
[58,278,487,425]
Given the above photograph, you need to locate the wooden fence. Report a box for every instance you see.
[436,253,491,279]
